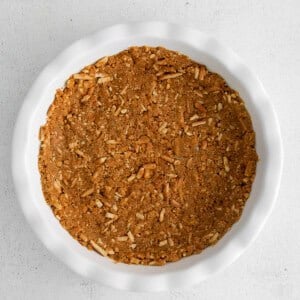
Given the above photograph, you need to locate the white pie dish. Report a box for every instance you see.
[11,22,283,292]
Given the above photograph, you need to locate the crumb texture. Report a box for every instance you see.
[39,46,258,265]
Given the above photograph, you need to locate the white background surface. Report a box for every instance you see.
[0,0,299,299]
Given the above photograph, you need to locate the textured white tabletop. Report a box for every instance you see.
[1,0,299,299]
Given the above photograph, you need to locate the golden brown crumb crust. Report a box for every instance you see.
[39,46,258,265]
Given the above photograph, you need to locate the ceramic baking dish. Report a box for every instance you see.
[12,22,283,291]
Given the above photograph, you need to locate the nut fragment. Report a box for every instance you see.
[168,238,174,247]
[136,212,145,220]
[107,249,115,255]
[159,208,166,222]
[106,140,118,145]
[136,167,145,179]
[96,56,108,66]
[194,67,199,79]
[199,66,207,80]
[75,150,85,157]
[127,231,135,242]
[226,94,232,103]
[144,168,153,179]
[73,74,93,80]
[90,240,107,256]
[166,173,177,178]
[117,236,128,242]
[171,199,180,207]
[95,199,103,208]
[160,73,183,80]
[53,179,62,193]
[120,85,129,95]
[245,161,255,177]
[105,212,117,219]
[192,121,206,127]
[164,183,170,198]
[201,140,208,150]
[127,174,136,182]
[143,163,157,170]
[158,122,168,134]
[130,257,140,264]
[95,72,107,78]
[159,240,168,247]
[80,234,88,242]
[99,157,107,164]
[190,114,200,121]
[114,106,122,116]
[174,160,181,166]
[97,77,112,84]
[223,156,230,172]
[209,232,219,244]
[186,158,193,168]
[81,188,94,197]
